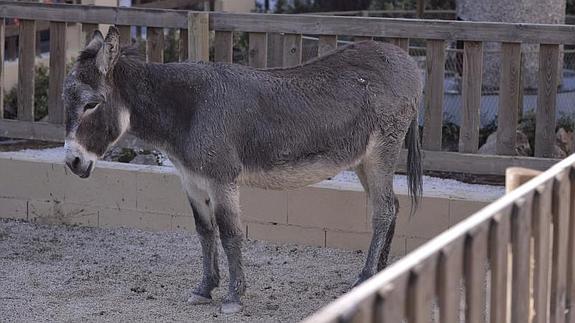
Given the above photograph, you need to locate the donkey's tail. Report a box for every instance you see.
[406,116,422,216]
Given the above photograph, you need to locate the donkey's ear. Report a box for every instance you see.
[85,30,104,50]
[96,26,120,75]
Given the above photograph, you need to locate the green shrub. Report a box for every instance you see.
[4,60,75,121]
[4,64,49,121]
[519,110,536,153]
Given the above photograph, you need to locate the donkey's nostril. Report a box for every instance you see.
[72,157,81,168]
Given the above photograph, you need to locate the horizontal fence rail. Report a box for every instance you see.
[3,2,575,44]
[0,1,573,176]
[304,153,575,323]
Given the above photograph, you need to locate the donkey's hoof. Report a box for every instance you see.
[220,302,242,314]
[187,293,212,305]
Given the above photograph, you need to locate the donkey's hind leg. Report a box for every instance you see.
[357,163,398,269]
[353,138,403,286]
[378,195,399,271]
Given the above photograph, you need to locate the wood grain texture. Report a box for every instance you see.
[406,256,437,323]
[550,170,571,323]
[464,222,488,323]
[48,21,67,124]
[354,36,372,42]
[567,168,575,323]
[0,19,4,119]
[3,2,575,44]
[178,28,188,62]
[0,119,64,141]
[18,20,36,122]
[387,37,409,51]
[533,181,553,323]
[318,35,337,57]
[118,25,131,46]
[375,274,408,323]
[438,237,464,323]
[511,195,533,323]
[188,12,209,62]
[395,149,559,176]
[534,44,560,158]
[214,31,233,63]
[497,42,521,156]
[459,41,483,153]
[267,32,284,67]
[81,23,98,48]
[210,12,575,44]
[282,33,302,67]
[422,39,445,151]
[146,27,164,63]
[489,208,512,323]
[248,32,267,68]
[506,167,543,192]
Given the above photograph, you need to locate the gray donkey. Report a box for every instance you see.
[63,26,423,313]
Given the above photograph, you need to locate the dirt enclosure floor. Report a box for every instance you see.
[0,219,368,322]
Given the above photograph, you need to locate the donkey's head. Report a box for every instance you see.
[63,26,129,178]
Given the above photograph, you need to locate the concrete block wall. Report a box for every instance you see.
[0,152,494,257]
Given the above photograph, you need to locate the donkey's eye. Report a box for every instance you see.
[83,102,99,112]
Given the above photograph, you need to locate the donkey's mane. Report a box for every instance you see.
[77,45,143,64]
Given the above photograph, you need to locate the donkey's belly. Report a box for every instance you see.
[238,161,358,190]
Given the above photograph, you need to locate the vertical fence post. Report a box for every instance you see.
[282,33,302,67]
[534,44,560,158]
[497,42,522,156]
[179,28,188,62]
[533,182,553,323]
[188,12,210,62]
[248,32,268,68]
[18,19,36,122]
[464,223,488,323]
[375,275,408,323]
[422,39,445,151]
[48,21,67,124]
[118,25,131,46]
[0,18,4,119]
[489,208,512,323]
[438,238,464,323]
[214,31,233,63]
[566,168,575,323]
[81,23,98,48]
[551,170,571,323]
[267,33,284,67]
[406,257,437,323]
[511,196,534,323]
[388,38,409,52]
[146,27,164,63]
[459,41,483,153]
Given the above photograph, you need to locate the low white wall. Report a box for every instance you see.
[0,151,501,256]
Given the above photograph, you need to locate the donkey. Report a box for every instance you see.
[63,26,423,313]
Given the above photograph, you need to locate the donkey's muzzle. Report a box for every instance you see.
[66,156,93,178]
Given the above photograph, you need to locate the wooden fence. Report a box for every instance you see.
[0,1,574,175]
[304,153,575,323]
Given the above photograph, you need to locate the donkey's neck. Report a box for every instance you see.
[112,57,206,151]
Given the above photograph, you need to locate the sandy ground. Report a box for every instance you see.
[0,218,367,322]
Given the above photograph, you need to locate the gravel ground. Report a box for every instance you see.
[0,219,366,322]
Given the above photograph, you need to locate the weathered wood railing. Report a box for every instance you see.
[304,153,575,323]
[1,1,574,175]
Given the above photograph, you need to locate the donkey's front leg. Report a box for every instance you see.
[186,196,220,304]
[212,183,246,314]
